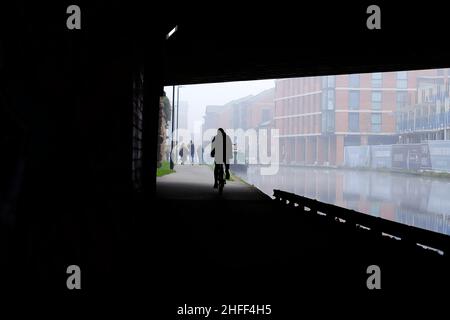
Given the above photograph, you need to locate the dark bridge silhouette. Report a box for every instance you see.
[1,1,450,313]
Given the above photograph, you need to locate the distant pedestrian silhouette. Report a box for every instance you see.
[211,128,232,190]
[179,143,188,165]
[189,140,195,165]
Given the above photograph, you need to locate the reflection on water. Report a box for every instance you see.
[236,166,450,236]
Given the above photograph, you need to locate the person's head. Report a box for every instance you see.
[190,140,193,143]
[218,128,225,136]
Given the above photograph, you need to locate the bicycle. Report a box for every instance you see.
[216,163,225,194]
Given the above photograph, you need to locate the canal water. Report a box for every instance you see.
[235,165,450,236]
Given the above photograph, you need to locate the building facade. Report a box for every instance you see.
[274,70,437,166]
[397,69,450,143]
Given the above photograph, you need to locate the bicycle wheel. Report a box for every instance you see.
[218,165,224,194]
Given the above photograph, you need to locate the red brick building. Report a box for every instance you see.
[275,70,437,166]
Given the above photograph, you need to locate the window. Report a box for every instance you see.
[322,89,335,110]
[349,91,360,110]
[372,91,382,110]
[397,71,408,79]
[372,73,383,88]
[371,113,382,132]
[328,76,335,88]
[396,91,408,109]
[261,109,271,123]
[328,112,335,132]
[397,80,408,89]
[396,112,402,131]
[322,110,335,133]
[397,71,408,89]
[321,113,326,134]
[321,90,327,110]
[349,74,360,88]
[349,112,359,132]
[322,75,335,88]
[408,110,415,130]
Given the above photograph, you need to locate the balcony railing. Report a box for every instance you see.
[397,111,450,133]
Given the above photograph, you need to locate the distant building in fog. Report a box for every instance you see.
[274,70,438,166]
[203,88,275,132]
[202,89,275,162]
[203,105,223,132]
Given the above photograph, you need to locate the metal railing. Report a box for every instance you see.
[273,189,450,255]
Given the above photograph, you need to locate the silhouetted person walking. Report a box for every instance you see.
[211,128,232,189]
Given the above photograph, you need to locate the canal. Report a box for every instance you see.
[235,165,450,236]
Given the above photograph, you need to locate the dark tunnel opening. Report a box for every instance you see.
[1,1,450,313]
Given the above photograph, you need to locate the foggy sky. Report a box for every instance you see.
[164,79,275,139]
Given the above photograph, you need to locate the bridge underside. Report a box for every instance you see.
[1,1,450,311]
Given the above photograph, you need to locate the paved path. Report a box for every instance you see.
[156,164,269,200]
[154,164,447,303]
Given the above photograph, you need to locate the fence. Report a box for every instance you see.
[344,141,449,172]
[370,145,392,169]
[428,140,450,172]
[273,189,450,255]
[343,145,370,168]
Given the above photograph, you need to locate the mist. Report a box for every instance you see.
[164,79,275,138]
